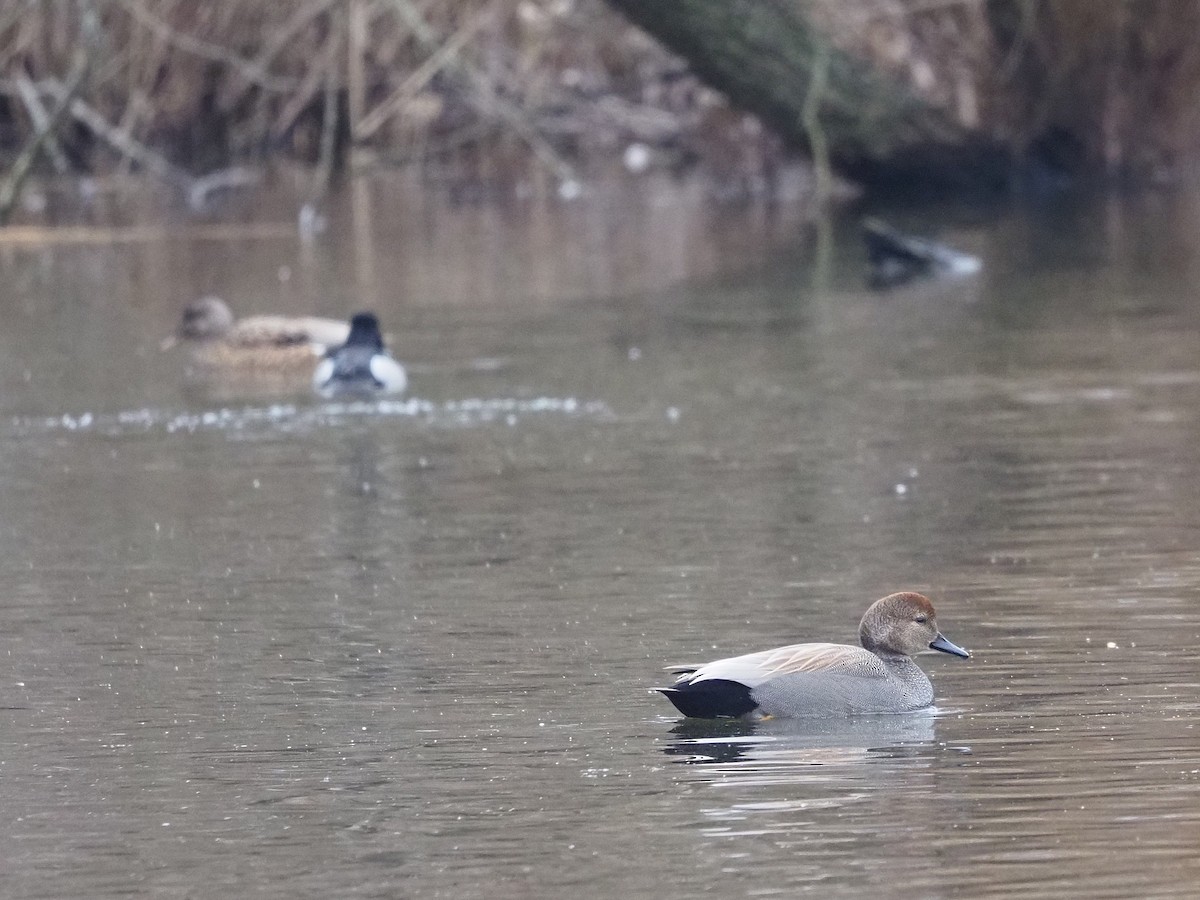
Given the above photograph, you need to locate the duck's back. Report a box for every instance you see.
[227,315,349,350]
[682,641,886,685]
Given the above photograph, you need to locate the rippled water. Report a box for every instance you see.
[3,177,1200,898]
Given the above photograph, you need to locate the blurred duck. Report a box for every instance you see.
[313,312,407,396]
[659,592,970,719]
[862,218,981,289]
[164,295,349,373]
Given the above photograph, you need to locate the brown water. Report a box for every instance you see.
[2,175,1200,898]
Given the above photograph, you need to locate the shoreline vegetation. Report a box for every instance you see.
[3,1,1200,223]
[1,0,790,223]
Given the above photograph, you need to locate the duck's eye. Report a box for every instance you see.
[914,615,928,624]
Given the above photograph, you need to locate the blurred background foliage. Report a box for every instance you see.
[2,0,1199,197]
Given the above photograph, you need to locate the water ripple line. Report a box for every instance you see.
[10,396,615,438]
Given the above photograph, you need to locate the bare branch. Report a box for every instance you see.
[14,72,71,173]
[0,0,37,71]
[0,8,96,223]
[311,15,341,201]
[222,0,343,111]
[357,2,494,141]
[117,0,298,93]
[39,82,196,190]
[271,29,341,143]
[383,0,576,184]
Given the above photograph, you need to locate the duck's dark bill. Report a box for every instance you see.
[929,633,971,658]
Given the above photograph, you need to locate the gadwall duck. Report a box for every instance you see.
[659,592,970,719]
[313,312,407,396]
[164,295,350,372]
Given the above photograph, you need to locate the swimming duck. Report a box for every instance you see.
[862,218,981,289]
[659,591,970,719]
[313,312,407,396]
[164,295,350,373]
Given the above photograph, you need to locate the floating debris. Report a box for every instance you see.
[862,218,982,289]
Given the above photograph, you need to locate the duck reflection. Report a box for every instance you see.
[662,712,938,769]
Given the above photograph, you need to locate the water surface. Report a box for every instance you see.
[2,177,1200,897]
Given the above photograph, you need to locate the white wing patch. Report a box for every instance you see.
[369,355,408,393]
[674,642,886,688]
[312,355,336,391]
[312,357,334,391]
